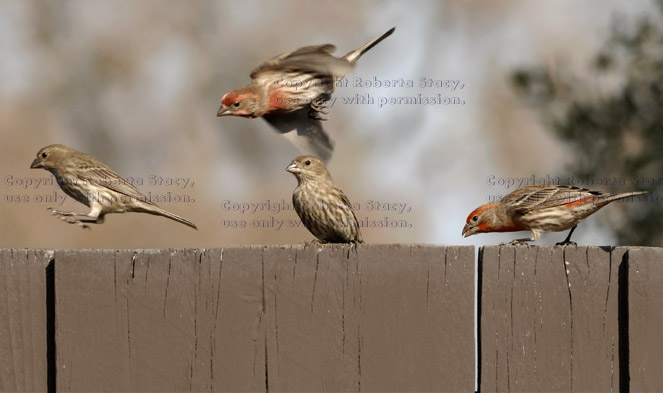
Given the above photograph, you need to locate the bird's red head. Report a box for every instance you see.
[462,201,526,238]
[217,88,259,118]
[466,202,499,223]
[462,202,499,237]
[221,92,239,107]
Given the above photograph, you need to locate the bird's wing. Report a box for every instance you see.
[251,44,352,79]
[253,68,335,105]
[507,186,606,214]
[263,111,334,162]
[338,191,360,222]
[74,163,150,202]
[337,189,363,242]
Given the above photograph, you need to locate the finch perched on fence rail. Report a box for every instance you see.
[462,185,647,245]
[218,27,396,162]
[286,155,362,244]
[30,144,197,230]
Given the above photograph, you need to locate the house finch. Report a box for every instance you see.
[286,155,363,243]
[462,185,647,245]
[218,27,396,162]
[30,144,197,230]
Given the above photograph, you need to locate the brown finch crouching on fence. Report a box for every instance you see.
[30,144,197,230]
[462,185,647,245]
[218,27,395,162]
[286,155,362,243]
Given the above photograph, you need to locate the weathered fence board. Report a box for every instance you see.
[0,249,52,393]
[54,245,475,392]
[628,247,663,392]
[479,246,627,392]
[4,245,663,391]
[54,248,267,392]
[261,245,475,392]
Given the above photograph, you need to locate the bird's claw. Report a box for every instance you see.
[49,209,91,229]
[308,109,329,121]
[310,98,328,111]
[309,99,330,120]
[556,240,577,246]
[500,240,531,246]
[67,218,90,230]
[48,208,76,217]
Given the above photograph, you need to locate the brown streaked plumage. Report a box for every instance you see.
[286,155,362,243]
[30,144,197,230]
[218,27,396,162]
[462,185,647,245]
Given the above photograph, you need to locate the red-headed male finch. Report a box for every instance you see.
[462,185,647,245]
[30,144,197,230]
[286,155,363,244]
[218,27,396,163]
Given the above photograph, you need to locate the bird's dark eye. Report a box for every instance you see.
[472,215,479,222]
[305,160,311,165]
[233,102,240,107]
[41,152,47,158]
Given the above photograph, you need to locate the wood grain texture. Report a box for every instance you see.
[479,246,627,392]
[53,245,474,392]
[0,249,52,392]
[628,247,663,393]
[54,248,267,392]
[261,244,475,392]
[6,245,663,391]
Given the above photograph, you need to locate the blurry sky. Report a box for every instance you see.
[0,0,656,248]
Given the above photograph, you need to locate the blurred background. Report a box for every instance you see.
[1,0,661,249]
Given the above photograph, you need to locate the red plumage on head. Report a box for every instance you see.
[221,93,238,107]
[465,202,498,224]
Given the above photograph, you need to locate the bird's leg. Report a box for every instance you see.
[347,241,361,258]
[502,238,531,246]
[47,204,103,230]
[502,230,538,246]
[46,207,79,216]
[556,226,578,246]
[309,98,330,120]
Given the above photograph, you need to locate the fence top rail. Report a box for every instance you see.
[3,245,660,254]
[3,244,477,253]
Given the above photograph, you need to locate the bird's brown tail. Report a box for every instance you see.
[141,205,198,230]
[604,191,648,205]
[342,27,395,64]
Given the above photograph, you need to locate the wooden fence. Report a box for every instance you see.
[0,245,661,392]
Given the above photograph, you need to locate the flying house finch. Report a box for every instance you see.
[218,27,396,162]
[30,144,197,230]
[286,155,363,243]
[462,185,647,245]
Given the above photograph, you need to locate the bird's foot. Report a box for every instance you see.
[308,109,329,121]
[555,240,577,246]
[501,239,531,246]
[60,216,91,230]
[310,98,328,111]
[48,208,91,229]
[309,99,330,120]
[47,207,77,216]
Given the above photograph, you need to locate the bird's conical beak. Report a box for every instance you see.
[286,163,299,174]
[217,105,230,117]
[30,158,42,169]
[462,223,472,238]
